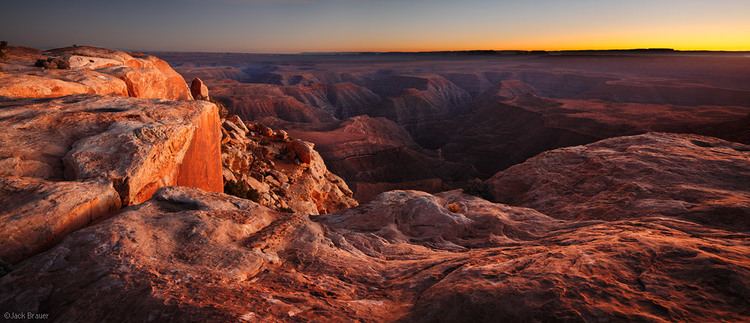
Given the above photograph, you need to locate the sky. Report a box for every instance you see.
[1,0,749,53]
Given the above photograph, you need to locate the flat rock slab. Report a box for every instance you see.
[0,176,121,264]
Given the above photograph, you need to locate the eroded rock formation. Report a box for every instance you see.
[0,45,221,265]
[486,132,750,230]
[0,45,192,100]
[0,95,223,264]
[1,46,749,322]
[287,116,477,202]
[0,186,747,322]
[221,115,357,214]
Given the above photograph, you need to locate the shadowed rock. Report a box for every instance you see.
[191,77,210,101]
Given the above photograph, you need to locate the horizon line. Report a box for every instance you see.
[143,48,750,55]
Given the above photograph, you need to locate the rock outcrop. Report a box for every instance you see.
[0,45,192,100]
[0,95,223,264]
[1,186,747,322]
[486,132,750,231]
[221,115,357,214]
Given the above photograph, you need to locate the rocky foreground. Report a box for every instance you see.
[0,45,749,322]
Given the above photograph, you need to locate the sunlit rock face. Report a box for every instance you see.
[0,45,192,100]
[0,45,221,265]
[0,95,223,264]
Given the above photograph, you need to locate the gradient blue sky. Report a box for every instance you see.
[1,0,748,52]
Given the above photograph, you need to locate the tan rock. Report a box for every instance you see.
[1,187,748,322]
[222,116,357,214]
[0,176,121,264]
[190,77,210,101]
[67,55,122,70]
[287,139,314,164]
[0,71,128,99]
[0,45,191,100]
[0,95,223,206]
[486,132,750,231]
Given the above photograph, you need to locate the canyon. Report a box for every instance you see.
[161,51,750,200]
[0,45,748,322]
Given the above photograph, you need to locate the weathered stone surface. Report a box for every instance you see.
[286,139,314,164]
[0,45,191,100]
[1,187,747,322]
[190,77,210,100]
[0,95,223,263]
[0,176,121,264]
[0,95,222,205]
[486,132,750,230]
[221,116,357,214]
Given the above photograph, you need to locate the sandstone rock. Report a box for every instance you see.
[0,96,222,205]
[0,70,129,99]
[486,133,750,231]
[190,77,210,101]
[287,139,314,164]
[0,177,120,264]
[67,55,122,70]
[34,57,70,69]
[0,95,223,263]
[221,116,357,214]
[0,45,191,100]
[1,186,747,322]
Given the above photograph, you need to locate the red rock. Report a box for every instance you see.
[0,45,191,100]
[0,177,120,264]
[0,95,223,263]
[486,132,750,230]
[287,139,314,164]
[222,117,357,214]
[190,77,210,101]
[175,102,224,195]
[1,187,747,322]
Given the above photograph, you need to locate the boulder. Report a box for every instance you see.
[287,139,314,164]
[190,77,210,101]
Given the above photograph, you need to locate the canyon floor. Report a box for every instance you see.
[0,46,748,322]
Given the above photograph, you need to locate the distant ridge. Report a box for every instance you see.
[298,48,750,56]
